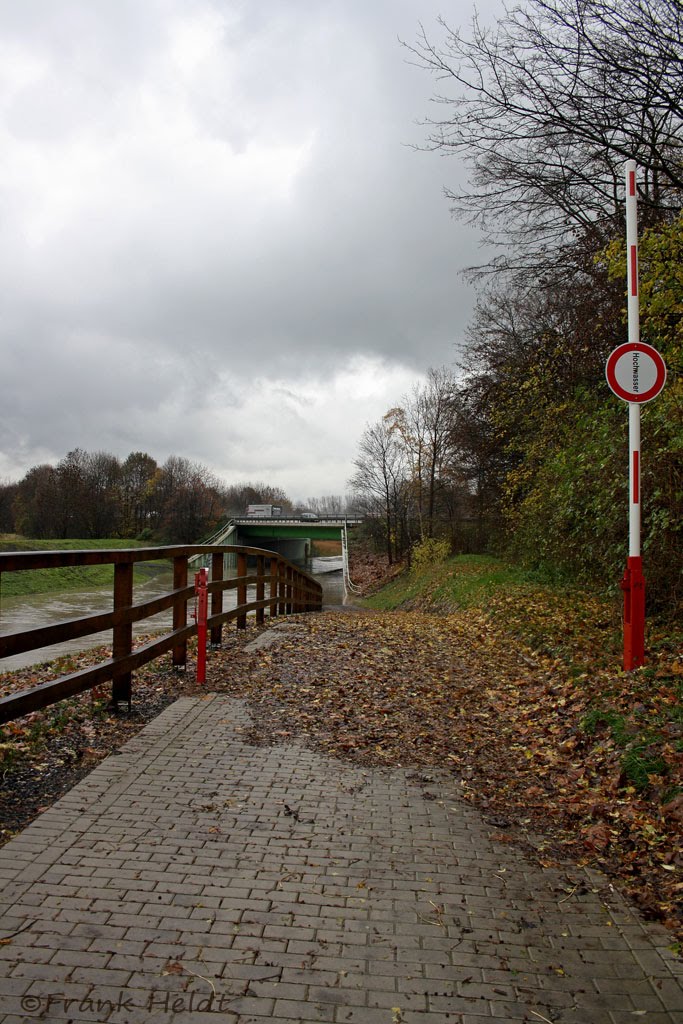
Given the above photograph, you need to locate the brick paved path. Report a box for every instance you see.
[0,694,681,1023]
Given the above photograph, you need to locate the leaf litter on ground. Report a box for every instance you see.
[204,600,681,944]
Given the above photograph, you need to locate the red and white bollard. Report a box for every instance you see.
[621,556,645,671]
[193,567,209,684]
[605,163,665,670]
[623,162,645,671]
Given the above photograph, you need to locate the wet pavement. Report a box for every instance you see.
[0,690,681,1022]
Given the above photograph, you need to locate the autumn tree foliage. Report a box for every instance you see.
[351,225,681,610]
[1,450,292,544]
[502,221,683,609]
[3,451,299,544]
[350,0,682,612]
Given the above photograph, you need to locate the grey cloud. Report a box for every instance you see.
[0,0,493,494]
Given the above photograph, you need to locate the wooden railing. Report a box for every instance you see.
[0,545,322,724]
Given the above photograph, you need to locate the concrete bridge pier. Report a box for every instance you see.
[250,537,309,562]
[228,531,309,564]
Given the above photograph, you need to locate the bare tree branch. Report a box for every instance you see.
[406,0,683,275]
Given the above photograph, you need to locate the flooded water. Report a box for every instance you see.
[308,555,345,606]
[0,556,345,671]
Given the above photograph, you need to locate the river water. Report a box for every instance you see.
[0,556,345,672]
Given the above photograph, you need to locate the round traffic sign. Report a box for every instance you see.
[605,342,667,403]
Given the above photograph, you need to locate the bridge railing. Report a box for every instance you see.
[228,515,364,525]
[0,544,322,725]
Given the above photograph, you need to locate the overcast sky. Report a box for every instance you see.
[0,0,496,502]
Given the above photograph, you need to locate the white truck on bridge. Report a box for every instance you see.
[246,504,282,517]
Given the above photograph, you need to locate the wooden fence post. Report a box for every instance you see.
[286,565,293,614]
[112,560,133,707]
[211,551,223,646]
[173,554,188,669]
[256,555,265,625]
[278,561,286,615]
[269,557,278,618]
[237,551,248,630]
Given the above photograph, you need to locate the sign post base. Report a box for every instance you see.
[620,555,645,670]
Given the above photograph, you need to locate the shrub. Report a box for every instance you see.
[411,538,451,573]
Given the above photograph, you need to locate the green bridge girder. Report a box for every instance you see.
[237,522,344,542]
[201,518,361,560]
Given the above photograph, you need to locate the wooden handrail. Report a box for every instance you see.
[0,544,322,724]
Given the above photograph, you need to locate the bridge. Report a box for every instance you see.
[203,515,363,576]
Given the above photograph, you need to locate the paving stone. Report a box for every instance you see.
[0,694,680,1022]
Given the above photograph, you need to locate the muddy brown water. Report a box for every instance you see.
[0,557,345,671]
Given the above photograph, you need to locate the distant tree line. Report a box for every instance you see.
[351,0,682,613]
[0,449,295,544]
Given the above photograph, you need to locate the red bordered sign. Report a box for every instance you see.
[605,342,667,404]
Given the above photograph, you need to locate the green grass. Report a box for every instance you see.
[360,552,623,665]
[621,746,669,791]
[361,554,546,612]
[581,708,634,746]
[580,707,673,792]
[0,536,163,597]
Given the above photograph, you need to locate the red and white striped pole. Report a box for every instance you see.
[622,159,645,670]
[606,167,666,669]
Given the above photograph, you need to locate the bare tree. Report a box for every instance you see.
[388,368,459,539]
[0,480,18,533]
[155,456,223,542]
[56,449,89,537]
[222,482,292,516]
[349,417,408,563]
[305,495,347,514]
[12,465,61,538]
[407,0,683,274]
[81,451,121,537]
[385,397,427,538]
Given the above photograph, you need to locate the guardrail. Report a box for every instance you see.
[341,523,363,596]
[0,545,322,724]
[214,515,364,526]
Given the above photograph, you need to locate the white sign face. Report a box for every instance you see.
[605,342,667,404]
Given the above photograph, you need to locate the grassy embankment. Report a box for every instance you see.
[360,553,682,802]
[362,552,633,662]
[0,536,163,598]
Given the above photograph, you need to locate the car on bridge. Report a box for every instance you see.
[300,511,319,521]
